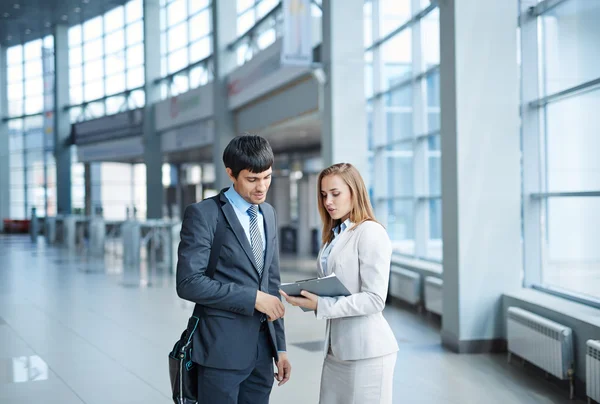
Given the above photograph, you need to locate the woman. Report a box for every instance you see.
[280,163,398,404]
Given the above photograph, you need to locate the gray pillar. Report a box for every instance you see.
[143,0,164,218]
[0,47,9,231]
[212,1,238,190]
[297,177,311,256]
[271,175,291,227]
[321,0,367,175]
[439,0,521,353]
[54,25,72,215]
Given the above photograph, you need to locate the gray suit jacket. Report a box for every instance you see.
[176,189,286,370]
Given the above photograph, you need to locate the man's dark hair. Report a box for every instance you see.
[223,134,274,178]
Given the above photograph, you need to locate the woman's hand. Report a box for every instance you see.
[279,290,319,311]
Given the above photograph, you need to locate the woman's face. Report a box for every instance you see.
[320,174,352,222]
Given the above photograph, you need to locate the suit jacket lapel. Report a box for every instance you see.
[219,191,259,273]
[261,204,275,286]
[327,224,355,268]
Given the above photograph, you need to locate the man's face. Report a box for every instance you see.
[227,167,272,205]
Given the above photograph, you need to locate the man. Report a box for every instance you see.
[176,134,291,404]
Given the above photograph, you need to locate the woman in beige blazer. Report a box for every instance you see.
[280,163,399,404]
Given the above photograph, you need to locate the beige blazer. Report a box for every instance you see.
[316,220,399,361]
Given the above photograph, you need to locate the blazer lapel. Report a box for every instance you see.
[219,191,259,273]
[261,204,275,286]
[317,246,325,278]
[327,224,355,268]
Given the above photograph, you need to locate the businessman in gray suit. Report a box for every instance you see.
[176,134,291,404]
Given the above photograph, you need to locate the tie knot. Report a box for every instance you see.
[248,205,258,218]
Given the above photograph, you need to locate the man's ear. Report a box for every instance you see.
[226,167,236,182]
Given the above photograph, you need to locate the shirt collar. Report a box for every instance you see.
[225,186,255,214]
[333,218,352,236]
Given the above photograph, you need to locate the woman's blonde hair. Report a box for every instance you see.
[317,163,378,245]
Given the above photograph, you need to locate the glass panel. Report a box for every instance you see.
[237,11,254,36]
[69,46,83,67]
[84,80,104,102]
[70,85,84,105]
[24,60,42,78]
[84,38,104,61]
[173,74,189,94]
[168,22,188,52]
[421,9,440,68]
[126,0,143,23]
[189,11,210,41]
[168,0,188,28]
[105,30,125,54]
[106,74,126,95]
[257,28,276,50]
[105,6,125,32]
[386,85,412,107]
[105,51,126,75]
[381,29,412,90]
[127,43,144,68]
[25,77,43,96]
[388,199,415,254]
[169,47,189,73]
[189,0,210,14]
[427,198,443,260]
[543,197,600,300]
[7,46,23,65]
[8,82,24,101]
[387,145,413,197]
[127,66,145,89]
[127,21,144,46]
[84,58,104,81]
[129,90,145,108]
[106,95,126,115]
[380,0,411,39]
[386,111,413,143]
[24,40,42,60]
[8,65,23,83]
[237,0,254,14]
[257,0,278,19]
[190,38,211,63]
[69,25,82,46]
[541,0,600,96]
[545,88,600,192]
[189,66,204,88]
[25,96,44,115]
[8,100,24,117]
[84,16,104,41]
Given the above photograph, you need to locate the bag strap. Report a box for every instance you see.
[206,196,225,279]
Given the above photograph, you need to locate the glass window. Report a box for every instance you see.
[105,30,125,54]
[84,16,104,41]
[169,23,188,52]
[105,6,125,32]
[380,0,411,39]
[24,40,42,61]
[190,38,211,63]
[541,0,600,96]
[127,21,144,46]
[126,0,143,23]
[422,9,440,68]
[189,0,210,14]
[190,11,210,41]
[106,74,127,96]
[127,43,145,68]
[168,0,188,26]
[127,66,145,89]
[7,46,23,65]
[84,38,104,61]
[545,88,600,193]
[381,30,412,89]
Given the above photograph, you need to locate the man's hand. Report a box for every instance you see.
[274,352,291,386]
[255,291,285,321]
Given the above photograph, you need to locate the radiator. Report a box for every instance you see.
[587,340,600,404]
[507,307,575,398]
[389,268,421,306]
[424,276,443,316]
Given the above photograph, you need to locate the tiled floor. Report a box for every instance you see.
[0,235,585,404]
